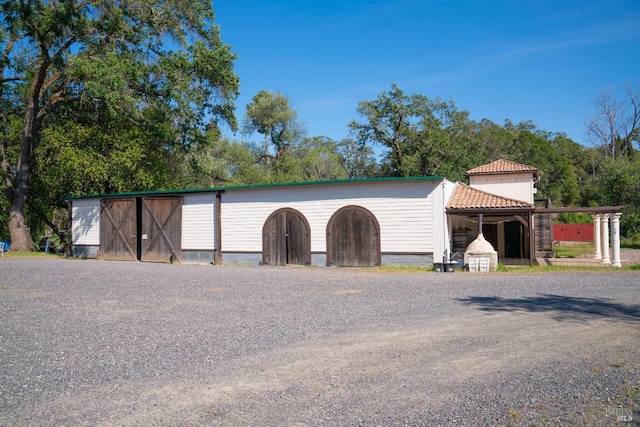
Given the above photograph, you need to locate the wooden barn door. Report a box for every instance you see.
[100,198,137,261]
[141,197,182,263]
[262,208,311,265]
[326,206,380,267]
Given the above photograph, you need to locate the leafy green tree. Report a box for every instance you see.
[551,134,596,206]
[1,0,239,251]
[349,84,429,176]
[413,107,483,181]
[179,128,236,188]
[476,119,518,161]
[350,84,482,180]
[0,115,21,240]
[244,136,348,184]
[221,142,271,186]
[243,90,305,165]
[182,133,348,188]
[294,136,348,181]
[34,105,180,197]
[595,157,640,238]
[504,126,579,206]
[337,138,380,178]
[180,133,269,188]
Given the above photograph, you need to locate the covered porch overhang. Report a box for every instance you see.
[446,207,536,266]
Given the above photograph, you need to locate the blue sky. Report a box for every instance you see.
[214,0,640,147]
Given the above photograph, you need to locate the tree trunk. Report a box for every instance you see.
[8,208,35,251]
[391,139,404,174]
[8,135,37,252]
[7,75,42,252]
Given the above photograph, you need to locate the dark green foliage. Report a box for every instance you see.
[242,91,305,164]
[556,212,593,225]
[348,84,482,180]
[337,138,380,179]
[593,157,640,239]
[1,0,239,249]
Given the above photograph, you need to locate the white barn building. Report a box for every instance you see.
[70,176,456,267]
[69,159,623,267]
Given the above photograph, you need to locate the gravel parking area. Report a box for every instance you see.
[1,258,639,426]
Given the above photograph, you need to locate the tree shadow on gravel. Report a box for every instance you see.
[456,294,640,323]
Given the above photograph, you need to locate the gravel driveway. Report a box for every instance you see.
[1,259,639,426]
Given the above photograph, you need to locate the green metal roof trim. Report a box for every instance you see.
[219,175,443,192]
[68,175,444,200]
[67,186,218,200]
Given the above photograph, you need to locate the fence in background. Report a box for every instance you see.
[553,224,594,242]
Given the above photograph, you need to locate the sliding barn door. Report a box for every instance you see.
[100,198,137,261]
[141,197,182,263]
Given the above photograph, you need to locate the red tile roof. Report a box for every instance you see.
[465,159,539,177]
[446,183,533,211]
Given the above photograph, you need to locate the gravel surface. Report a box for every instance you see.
[622,249,640,266]
[0,258,639,426]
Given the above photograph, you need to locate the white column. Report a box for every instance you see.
[601,214,611,265]
[593,214,602,260]
[611,213,622,267]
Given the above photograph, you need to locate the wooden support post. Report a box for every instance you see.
[528,211,534,266]
[67,200,73,257]
[214,191,223,265]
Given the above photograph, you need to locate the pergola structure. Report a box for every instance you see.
[534,206,624,267]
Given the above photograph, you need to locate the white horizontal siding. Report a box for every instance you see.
[469,174,534,203]
[182,193,215,250]
[72,199,100,245]
[221,180,439,253]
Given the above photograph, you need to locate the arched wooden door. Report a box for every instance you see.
[326,205,381,267]
[262,208,311,266]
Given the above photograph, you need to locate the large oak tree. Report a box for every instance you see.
[348,84,481,180]
[1,0,238,250]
